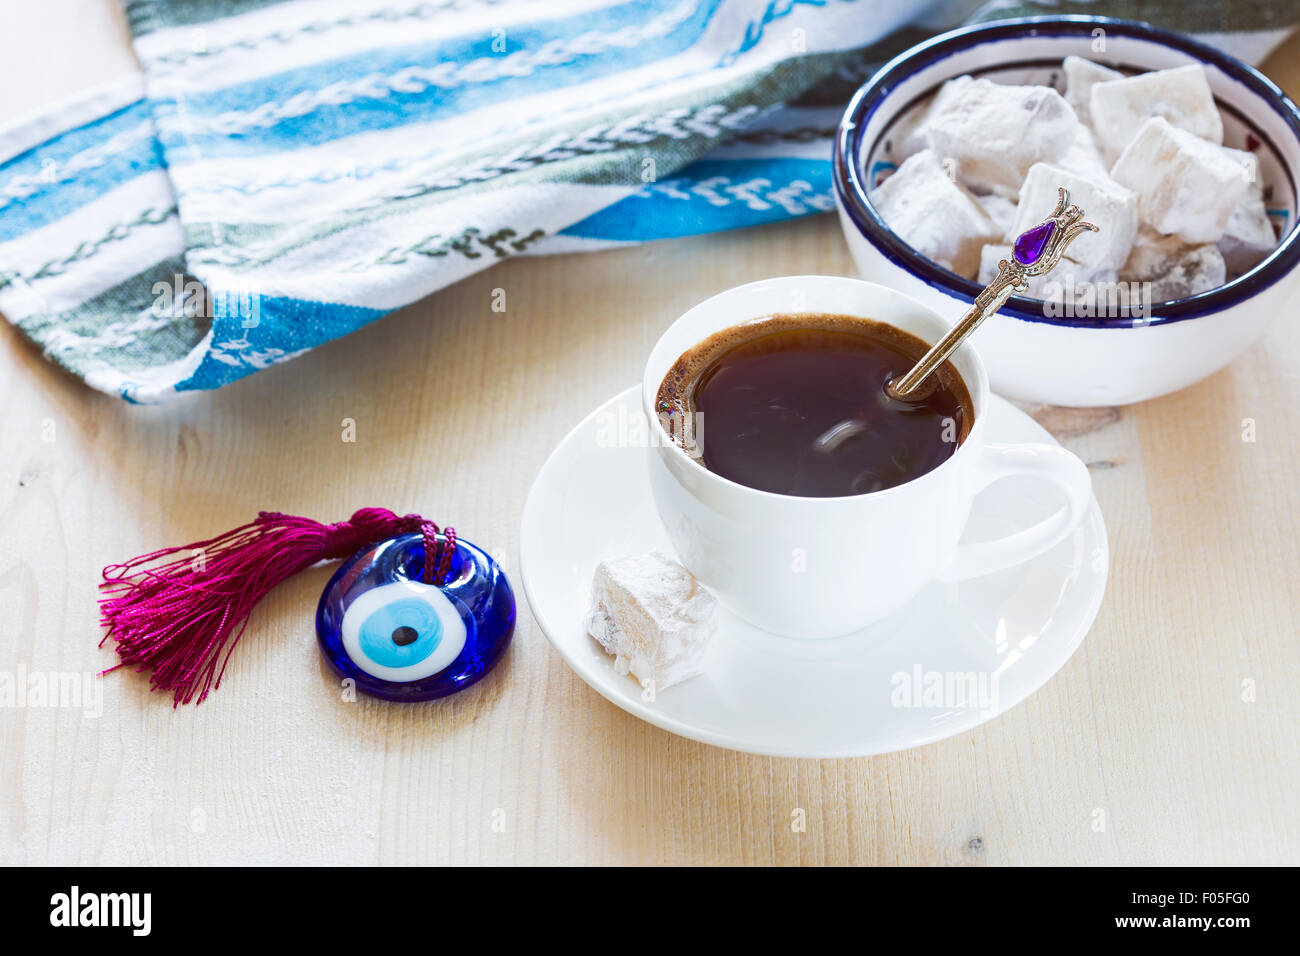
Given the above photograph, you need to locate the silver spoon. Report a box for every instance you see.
[886,187,1099,401]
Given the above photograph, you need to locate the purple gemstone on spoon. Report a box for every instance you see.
[1013,220,1056,265]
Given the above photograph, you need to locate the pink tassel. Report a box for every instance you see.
[99,507,454,706]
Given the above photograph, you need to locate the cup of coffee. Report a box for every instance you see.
[643,275,1092,638]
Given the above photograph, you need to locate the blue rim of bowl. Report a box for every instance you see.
[833,15,1300,329]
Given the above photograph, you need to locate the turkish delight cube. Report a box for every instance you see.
[1063,56,1124,127]
[1110,117,1252,243]
[1010,162,1138,272]
[586,551,717,691]
[888,74,974,159]
[1089,64,1224,161]
[918,77,1079,193]
[1122,227,1227,302]
[1218,188,1277,277]
[872,148,1002,278]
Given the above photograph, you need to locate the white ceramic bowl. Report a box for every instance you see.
[833,16,1300,407]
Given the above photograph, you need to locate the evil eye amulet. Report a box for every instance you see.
[316,533,514,701]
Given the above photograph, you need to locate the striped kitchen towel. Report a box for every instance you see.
[0,0,1294,401]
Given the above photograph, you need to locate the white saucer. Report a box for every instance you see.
[520,386,1108,758]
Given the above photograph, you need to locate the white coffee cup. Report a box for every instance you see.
[643,275,1092,638]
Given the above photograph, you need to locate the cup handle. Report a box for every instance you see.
[938,442,1092,581]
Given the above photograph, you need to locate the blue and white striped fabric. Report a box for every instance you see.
[0,0,1292,400]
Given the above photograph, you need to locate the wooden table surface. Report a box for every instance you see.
[3,3,1297,866]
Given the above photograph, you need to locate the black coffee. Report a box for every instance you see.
[656,314,972,497]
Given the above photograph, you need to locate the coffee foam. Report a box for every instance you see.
[655,313,973,459]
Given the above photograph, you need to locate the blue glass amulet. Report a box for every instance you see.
[316,533,514,701]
